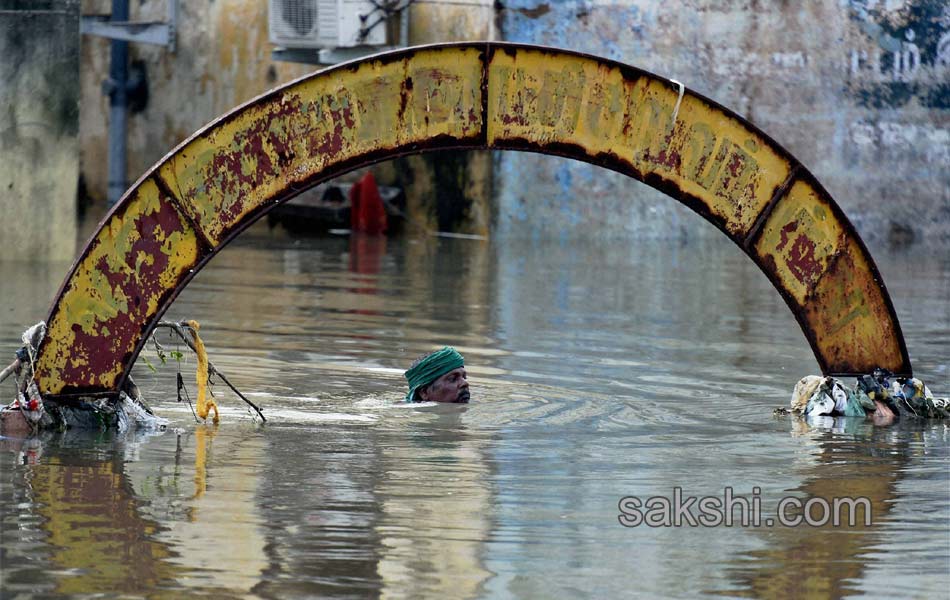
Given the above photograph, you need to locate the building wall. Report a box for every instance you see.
[496,0,950,243]
[76,1,949,243]
[78,0,497,236]
[78,0,314,204]
[1,0,80,262]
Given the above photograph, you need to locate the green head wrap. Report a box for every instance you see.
[404,347,465,402]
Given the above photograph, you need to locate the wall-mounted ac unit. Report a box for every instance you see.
[268,0,387,49]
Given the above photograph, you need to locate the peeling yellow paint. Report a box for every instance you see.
[159,47,484,245]
[804,238,904,373]
[36,178,201,395]
[752,177,905,372]
[39,45,910,393]
[487,49,792,237]
[755,179,846,305]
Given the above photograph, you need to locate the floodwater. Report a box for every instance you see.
[1,224,948,599]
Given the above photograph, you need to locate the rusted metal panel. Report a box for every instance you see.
[157,46,485,247]
[754,179,848,306]
[486,46,793,239]
[753,177,910,375]
[32,43,911,398]
[804,237,906,375]
[35,177,204,396]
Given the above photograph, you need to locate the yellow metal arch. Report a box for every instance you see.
[35,43,911,397]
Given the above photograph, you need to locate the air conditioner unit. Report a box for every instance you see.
[269,0,388,49]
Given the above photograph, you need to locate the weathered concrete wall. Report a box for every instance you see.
[79,0,496,235]
[78,2,947,243]
[1,0,80,262]
[497,0,950,243]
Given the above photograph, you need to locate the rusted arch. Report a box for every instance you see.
[35,43,911,398]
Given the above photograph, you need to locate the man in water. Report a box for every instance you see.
[404,347,470,403]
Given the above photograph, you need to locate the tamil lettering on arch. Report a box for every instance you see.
[582,78,624,139]
[627,81,785,236]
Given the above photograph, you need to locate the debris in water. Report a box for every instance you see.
[783,368,948,422]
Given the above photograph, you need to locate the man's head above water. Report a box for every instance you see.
[404,347,470,403]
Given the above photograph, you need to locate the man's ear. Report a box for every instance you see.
[418,386,429,401]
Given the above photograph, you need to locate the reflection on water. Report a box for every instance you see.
[721,421,944,598]
[1,430,180,597]
[147,425,269,595]
[1,228,948,598]
[375,410,492,599]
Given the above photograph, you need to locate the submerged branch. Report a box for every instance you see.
[154,321,266,423]
[0,359,19,385]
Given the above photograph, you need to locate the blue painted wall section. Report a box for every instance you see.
[495,0,950,243]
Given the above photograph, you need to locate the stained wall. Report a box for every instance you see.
[78,0,314,205]
[496,0,949,242]
[1,0,80,262]
[78,0,497,238]
[75,1,950,243]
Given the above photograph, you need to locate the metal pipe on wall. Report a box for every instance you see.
[106,0,129,207]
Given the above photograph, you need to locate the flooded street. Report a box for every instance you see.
[1,225,948,598]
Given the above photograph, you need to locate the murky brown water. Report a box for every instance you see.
[1,225,948,598]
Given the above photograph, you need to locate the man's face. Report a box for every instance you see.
[420,367,470,403]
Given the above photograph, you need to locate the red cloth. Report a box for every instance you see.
[349,172,388,235]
